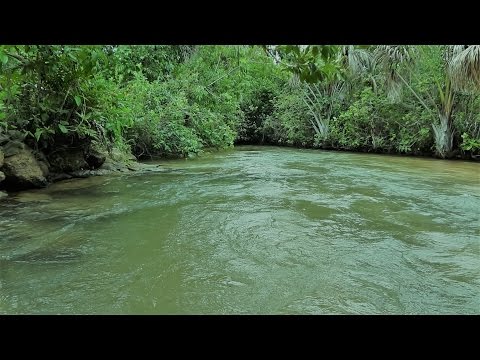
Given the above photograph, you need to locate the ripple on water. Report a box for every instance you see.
[0,146,479,314]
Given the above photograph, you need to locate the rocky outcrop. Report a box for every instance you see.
[1,127,27,157]
[110,147,137,163]
[85,144,107,169]
[0,140,140,193]
[99,158,131,172]
[1,142,9,196]
[47,143,109,174]
[2,140,25,157]
[46,144,114,180]
[48,149,89,173]
[33,150,51,177]
[69,168,115,178]
[1,146,48,190]
[0,148,4,187]
[48,173,73,182]
[92,146,137,172]
[38,161,50,178]
[0,169,5,200]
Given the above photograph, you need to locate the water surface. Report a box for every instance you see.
[0,146,478,314]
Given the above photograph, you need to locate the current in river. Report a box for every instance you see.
[0,146,479,314]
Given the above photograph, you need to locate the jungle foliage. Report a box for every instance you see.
[0,45,478,159]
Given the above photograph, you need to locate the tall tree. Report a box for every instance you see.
[374,45,480,158]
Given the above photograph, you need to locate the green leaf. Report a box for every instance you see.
[0,52,8,65]
[74,95,82,107]
[34,128,44,142]
[58,123,68,134]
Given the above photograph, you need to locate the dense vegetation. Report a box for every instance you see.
[1,45,479,162]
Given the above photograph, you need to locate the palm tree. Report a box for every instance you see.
[275,45,371,144]
[301,80,345,142]
[374,45,480,158]
[302,46,372,144]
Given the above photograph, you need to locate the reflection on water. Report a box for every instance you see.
[0,146,479,314]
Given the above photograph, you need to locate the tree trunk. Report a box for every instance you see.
[432,113,453,158]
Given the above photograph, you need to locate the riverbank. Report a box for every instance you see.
[1,141,479,200]
[0,137,157,200]
[237,140,480,162]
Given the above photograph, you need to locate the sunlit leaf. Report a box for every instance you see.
[34,128,43,142]
[58,123,68,134]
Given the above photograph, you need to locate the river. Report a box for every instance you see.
[0,146,479,314]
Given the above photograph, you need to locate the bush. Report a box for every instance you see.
[330,87,433,153]
[237,89,276,144]
[122,70,237,158]
[453,94,480,155]
[105,45,195,83]
[264,87,314,146]
[0,45,109,152]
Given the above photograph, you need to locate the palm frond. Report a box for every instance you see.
[341,46,372,75]
[373,45,417,102]
[288,73,301,88]
[374,45,416,66]
[385,76,404,102]
[448,45,480,91]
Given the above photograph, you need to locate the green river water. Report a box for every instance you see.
[0,146,479,314]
